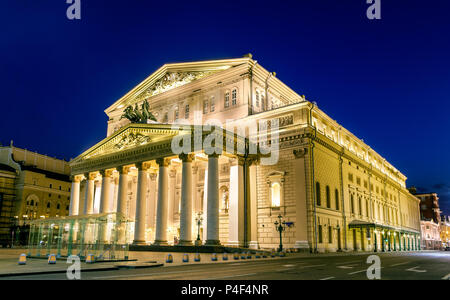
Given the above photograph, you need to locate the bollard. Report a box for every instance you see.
[222,253,228,261]
[194,253,201,262]
[48,254,57,264]
[182,253,189,263]
[233,253,240,260]
[166,253,173,263]
[18,254,27,265]
[211,253,218,261]
[86,253,95,264]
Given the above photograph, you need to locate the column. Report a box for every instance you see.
[206,153,220,245]
[179,153,194,245]
[116,166,130,216]
[227,157,245,247]
[99,169,113,213]
[133,162,149,245]
[293,149,309,250]
[167,169,176,230]
[83,172,96,215]
[248,161,259,249]
[154,158,169,245]
[192,164,199,213]
[69,175,81,216]
[147,172,157,231]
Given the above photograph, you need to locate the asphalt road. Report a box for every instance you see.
[1,251,449,280]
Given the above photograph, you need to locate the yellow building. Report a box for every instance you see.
[65,55,421,253]
[0,142,71,246]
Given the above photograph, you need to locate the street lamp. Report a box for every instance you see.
[195,213,203,246]
[274,215,288,252]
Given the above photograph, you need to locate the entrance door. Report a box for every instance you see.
[353,229,357,250]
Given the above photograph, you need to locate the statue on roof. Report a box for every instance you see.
[120,99,157,123]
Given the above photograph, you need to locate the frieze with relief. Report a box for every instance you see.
[136,71,213,101]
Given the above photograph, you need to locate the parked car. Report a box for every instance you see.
[445,246,450,251]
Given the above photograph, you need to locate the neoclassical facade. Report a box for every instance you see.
[69,55,421,252]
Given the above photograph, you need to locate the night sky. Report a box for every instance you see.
[1,1,449,214]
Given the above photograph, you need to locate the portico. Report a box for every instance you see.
[69,123,257,248]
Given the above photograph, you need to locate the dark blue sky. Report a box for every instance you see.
[1,0,449,214]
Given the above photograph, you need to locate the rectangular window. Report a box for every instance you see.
[232,89,237,105]
[348,173,353,182]
[185,105,190,119]
[210,96,215,112]
[224,92,230,108]
[328,227,333,244]
[203,100,208,114]
[318,225,323,243]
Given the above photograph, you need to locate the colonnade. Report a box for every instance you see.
[69,153,253,247]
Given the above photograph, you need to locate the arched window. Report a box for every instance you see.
[316,182,321,206]
[210,96,215,112]
[335,189,339,210]
[224,91,230,108]
[163,112,168,123]
[47,202,51,209]
[231,89,237,105]
[203,99,208,114]
[271,182,281,207]
[351,194,355,214]
[185,104,190,119]
[267,171,285,208]
[326,186,331,208]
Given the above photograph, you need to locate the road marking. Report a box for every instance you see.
[208,273,257,280]
[336,261,360,265]
[299,264,326,268]
[282,264,296,268]
[442,273,450,280]
[320,277,335,280]
[337,265,355,269]
[92,270,194,279]
[348,267,383,275]
[390,262,409,267]
[406,266,427,273]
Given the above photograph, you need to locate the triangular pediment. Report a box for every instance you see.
[105,57,253,114]
[71,124,182,163]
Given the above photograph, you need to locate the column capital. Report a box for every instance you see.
[135,161,151,171]
[179,153,195,162]
[156,157,170,167]
[207,153,220,158]
[99,169,114,178]
[70,175,83,182]
[84,172,97,181]
[293,148,308,159]
[118,165,131,175]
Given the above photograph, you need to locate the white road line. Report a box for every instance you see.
[390,262,409,267]
[299,264,326,268]
[320,277,335,280]
[337,265,355,269]
[208,273,257,280]
[406,266,427,273]
[441,273,450,280]
[336,261,360,265]
[348,267,384,275]
[282,264,296,267]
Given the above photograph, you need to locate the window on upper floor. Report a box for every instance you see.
[185,104,190,119]
[267,171,285,209]
[174,106,179,120]
[335,189,340,210]
[316,182,321,206]
[210,96,215,112]
[261,94,265,111]
[326,186,331,208]
[224,91,230,108]
[163,112,168,123]
[203,99,208,114]
[231,88,237,106]
[271,182,281,207]
[255,90,260,107]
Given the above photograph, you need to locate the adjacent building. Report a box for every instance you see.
[0,142,71,246]
[63,55,421,253]
[440,215,449,248]
[413,191,442,250]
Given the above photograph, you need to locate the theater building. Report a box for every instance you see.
[65,55,421,253]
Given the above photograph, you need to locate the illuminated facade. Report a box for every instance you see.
[68,55,421,252]
[0,142,71,246]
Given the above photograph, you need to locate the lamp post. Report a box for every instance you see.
[274,215,287,252]
[195,213,203,246]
